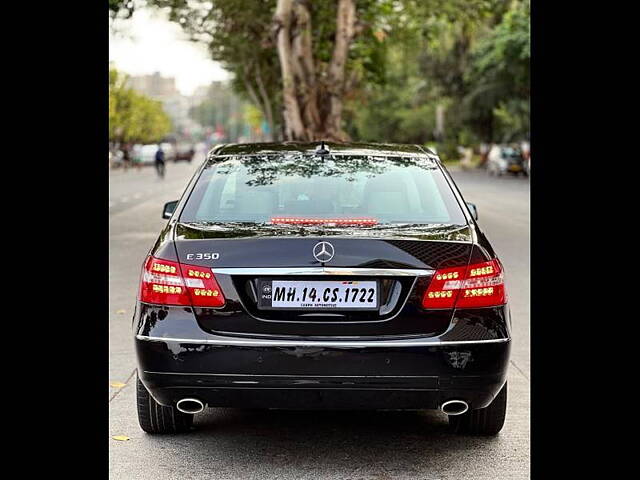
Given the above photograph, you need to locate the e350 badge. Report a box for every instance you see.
[186,253,220,260]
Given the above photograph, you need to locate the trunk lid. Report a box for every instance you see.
[172,222,473,339]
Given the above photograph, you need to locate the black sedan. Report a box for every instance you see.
[134,142,511,436]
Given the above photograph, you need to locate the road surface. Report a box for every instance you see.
[109,162,530,479]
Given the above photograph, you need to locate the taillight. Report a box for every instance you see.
[422,259,506,309]
[421,265,466,308]
[140,257,190,306]
[456,260,506,308]
[139,256,225,307]
[181,263,225,307]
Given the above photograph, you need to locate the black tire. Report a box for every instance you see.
[449,382,507,436]
[136,375,193,434]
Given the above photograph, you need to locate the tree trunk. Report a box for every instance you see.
[273,0,357,142]
[255,62,275,141]
[291,1,320,137]
[325,0,356,141]
[274,0,306,140]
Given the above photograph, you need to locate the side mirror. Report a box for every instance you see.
[466,202,478,221]
[162,200,178,219]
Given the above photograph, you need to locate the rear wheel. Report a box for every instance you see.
[136,375,193,434]
[448,382,507,436]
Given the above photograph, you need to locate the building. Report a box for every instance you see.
[128,72,178,98]
[128,72,198,138]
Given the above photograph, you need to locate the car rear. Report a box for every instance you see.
[134,143,511,434]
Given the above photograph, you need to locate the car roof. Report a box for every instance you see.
[209,142,437,158]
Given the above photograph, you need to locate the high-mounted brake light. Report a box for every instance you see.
[139,256,225,307]
[270,217,378,226]
[422,259,506,309]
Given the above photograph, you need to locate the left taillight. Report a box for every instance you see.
[422,258,506,309]
[139,256,225,307]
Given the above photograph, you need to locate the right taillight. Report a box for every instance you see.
[139,256,226,307]
[422,258,506,309]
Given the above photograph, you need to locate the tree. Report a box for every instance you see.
[109,68,172,145]
[464,0,530,142]
[347,1,500,148]
[116,0,389,141]
[273,0,355,140]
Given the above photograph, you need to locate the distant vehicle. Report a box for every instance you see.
[133,145,157,165]
[487,145,527,177]
[132,144,176,165]
[161,142,176,162]
[174,143,196,163]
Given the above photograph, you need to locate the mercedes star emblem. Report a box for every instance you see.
[313,241,335,263]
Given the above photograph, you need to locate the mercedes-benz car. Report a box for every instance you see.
[134,142,511,436]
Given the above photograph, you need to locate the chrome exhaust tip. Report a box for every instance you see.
[176,398,205,414]
[441,399,469,416]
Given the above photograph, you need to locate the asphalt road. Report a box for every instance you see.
[109,162,530,479]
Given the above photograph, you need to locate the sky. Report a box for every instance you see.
[109,7,230,95]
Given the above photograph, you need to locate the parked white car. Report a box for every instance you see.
[132,143,176,165]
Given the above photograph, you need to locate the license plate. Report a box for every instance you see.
[257,280,379,310]
[509,164,522,171]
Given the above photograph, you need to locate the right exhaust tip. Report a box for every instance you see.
[441,399,469,416]
[176,398,205,414]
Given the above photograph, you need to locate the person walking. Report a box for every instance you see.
[155,144,166,179]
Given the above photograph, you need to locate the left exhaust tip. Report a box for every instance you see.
[441,399,469,416]
[176,398,205,414]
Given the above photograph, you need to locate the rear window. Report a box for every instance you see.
[180,154,467,225]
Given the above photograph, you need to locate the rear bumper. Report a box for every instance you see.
[135,335,510,410]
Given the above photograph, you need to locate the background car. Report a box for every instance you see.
[487,144,527,177]
[132,144,156,165]
[160,142,177,162]
[174,143,195,162]
[132,143,177,165]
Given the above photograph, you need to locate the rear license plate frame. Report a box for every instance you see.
[256,278,381,311]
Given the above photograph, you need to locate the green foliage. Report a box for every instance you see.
[464,0,530,141]
[347,0,528,146]
[243,104,264,131]
[109,68,171,144]
[493,98,529,142]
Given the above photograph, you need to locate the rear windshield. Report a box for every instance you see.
[180,154,467,225]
